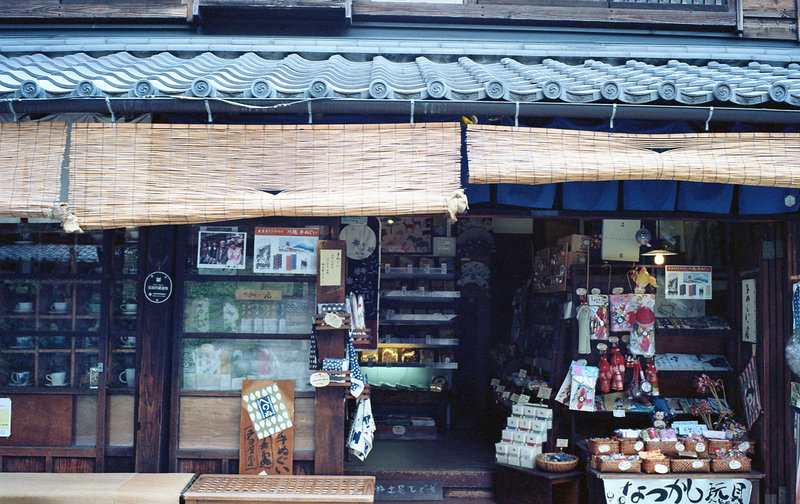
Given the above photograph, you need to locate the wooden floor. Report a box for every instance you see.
[344,430,496,503]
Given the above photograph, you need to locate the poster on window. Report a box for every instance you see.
[253,228,319,275]
[604,477,751,504]
[741,279,756,343]
[198,228,247,270]
[664,265,712,300]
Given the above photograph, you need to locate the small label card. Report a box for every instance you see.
[518,394,530,404]
[556,438,569,448]
[502,391,511,399]
[510,393,520,403]
[491,378,501,387]
[537,386,552,399]
[613,409,626,418]
[518,369,527,378]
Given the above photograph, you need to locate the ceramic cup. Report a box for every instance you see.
[50,301,69,313]
[119,368,135,387]
[15,336,33,348]
[120,335,136,348]
[11,371,30,386]
[14,301,33,312]
[120,303,137,315]
[46,371,66,386]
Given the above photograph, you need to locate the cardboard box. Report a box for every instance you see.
[558,234,592,253]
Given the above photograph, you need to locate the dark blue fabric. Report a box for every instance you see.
[496,183,556,208]
[623,180,677,211]
[562,181,618,211]
[739,186,800,214]
[677,182,734,213]
[464,183,491,204]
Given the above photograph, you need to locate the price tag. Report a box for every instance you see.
[598,444,610,453]
[502,391,511,399]
[556,438,569,448]
[518,369,527,378]
[510,393,520,403]
[696,442,706,452]
[654,463,669,474]
[618,461,631,471]
[634,441,644,451]
[675,442,685,452]
[309,372,331,388]
[490,378,501,387]
[730,460,742,470]
[496,385,506,393]
[518,394,530,404]
[392,425,407,435]
[537,386,552,399]
[613,409,626,418]
[692,461,703,469]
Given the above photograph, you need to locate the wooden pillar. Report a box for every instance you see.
[314,240,347,475]
[135,225,176,472]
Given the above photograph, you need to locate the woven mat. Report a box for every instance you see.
[0,473,195,504]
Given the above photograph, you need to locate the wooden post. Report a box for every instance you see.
[314,240,347,475]
[135,225,176,472]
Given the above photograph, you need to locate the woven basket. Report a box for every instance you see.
[587,438,620,455]
[733,440,756,455]
[711,458,751,473]
[619,438,645,455]
[597,458,641,473]
[683,439,708,454]
[645,440,682,457]
[642,458,671,474]
[708,439,733,454]
[536,453,579,473]
[671,458,710,473]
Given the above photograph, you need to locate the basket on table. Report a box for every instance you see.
[536,453,579,473]
[732,440,756,455]
[682,438,707,454]
[671,458,710,473]
[642,458,670,474]
[596,457,641,473]
[645,440,682,457]
[619,438,645,455]
[708,439,733,454]
[711,457,751,473]
[587,438,619,455]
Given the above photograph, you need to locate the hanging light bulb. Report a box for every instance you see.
[654,253,665,265]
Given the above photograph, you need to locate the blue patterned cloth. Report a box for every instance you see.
[348,334,365,398]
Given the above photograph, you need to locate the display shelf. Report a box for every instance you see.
[361,362,458,369]
[381,290,461,302]
[382,267,454,280]
[381,314,457,325]
[377,338,459,348]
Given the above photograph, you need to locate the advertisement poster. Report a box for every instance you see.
[254,227,318,275]
[198,228,247,270]
[665,265,712,300]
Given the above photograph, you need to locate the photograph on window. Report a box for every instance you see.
[253,227,318,275]
[197,229,247,270]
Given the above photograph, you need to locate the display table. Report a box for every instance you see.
[182,474,376,504]
[495,462,582,504]
[586,468,765,504]
[0,472,196,504]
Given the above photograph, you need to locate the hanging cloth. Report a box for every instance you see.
[348,397,376,461]
[348,332,366,399]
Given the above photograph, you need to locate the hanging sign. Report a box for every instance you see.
[0,398,9,437]
[665,265,713,300]
[143,271,173,304]
[604,478,751,504]
[741,279,756,343]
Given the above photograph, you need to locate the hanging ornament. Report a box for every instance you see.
[576,288,591,354]
[597,344,611,394]
[635,227,652,247]
[610,342,625,392]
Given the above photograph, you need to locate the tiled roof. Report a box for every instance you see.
[2,51,800,107]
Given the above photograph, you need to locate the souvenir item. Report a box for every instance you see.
[569,361,598,412]
[610,346,626,392]
[348,397,376,461]
[588,293,609,340]
[576,290,591,355]
[597,351,611,394]
[645,358,660,396]
[609,294,635,332]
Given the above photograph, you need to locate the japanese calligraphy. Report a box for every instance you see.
[604,478,751,504]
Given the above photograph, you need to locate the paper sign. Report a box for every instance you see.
[496,385,506,393]
[742,279,756,342]
[502,391,510,399]
[537,386,552,399]
[601,219,640,262]
[518,394,530,404]
[235,289,283,301]
[319,249,343,287]
[613,409,626,418]
[604,478,751,504]
[665,265,713,300]
[490,378,501,387]
[0,398,9,437]
[556,438,569,448]
[510,393,520,402]
[518,369,527,378]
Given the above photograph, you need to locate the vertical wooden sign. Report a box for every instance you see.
[239,379,295,475]
[317,240,346,304]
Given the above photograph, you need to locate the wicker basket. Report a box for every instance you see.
[683,439,707,454]
[711,458,751,473]
[642,458,671,474]
[619,438,645,455]
[733,440,756,455]
[708,439,733,454]
[587,438,620,455]
[597,458,641,473]
[535,453,579,473]
[645,440,682,456]
[671,458,710,473]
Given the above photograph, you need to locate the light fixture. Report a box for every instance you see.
[641,220,677,265]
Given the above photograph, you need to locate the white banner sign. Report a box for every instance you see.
[604,478,751,504]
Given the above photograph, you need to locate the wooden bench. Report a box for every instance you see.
[182,474,376,504]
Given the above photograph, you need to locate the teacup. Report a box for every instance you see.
[119,367,135,387]
[50,302,69,313]
[120,335,136,348]
[14,301,33,312]
[120,303,137,315]
[11,371,30,386]
[46,371,67,386]
[15,336,33,348]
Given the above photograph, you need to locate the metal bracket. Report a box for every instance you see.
[609,103,617,130]
[705,106,714,132]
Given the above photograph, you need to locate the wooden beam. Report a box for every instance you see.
[0,0,187,19]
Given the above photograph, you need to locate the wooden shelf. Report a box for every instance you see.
[381,291,460,303]
[361,362,458,369]
[375,338,459,348]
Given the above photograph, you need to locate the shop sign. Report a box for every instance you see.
[665,266,712,300]
[375,480,442,501]
[235,289,282,301]
[604,478,751,504]
[143,271,172,304]
[0,398,9,437]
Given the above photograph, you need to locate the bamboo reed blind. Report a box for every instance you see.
[468,125,800,188]
[0,122,462,230]
[0,122,67,220]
